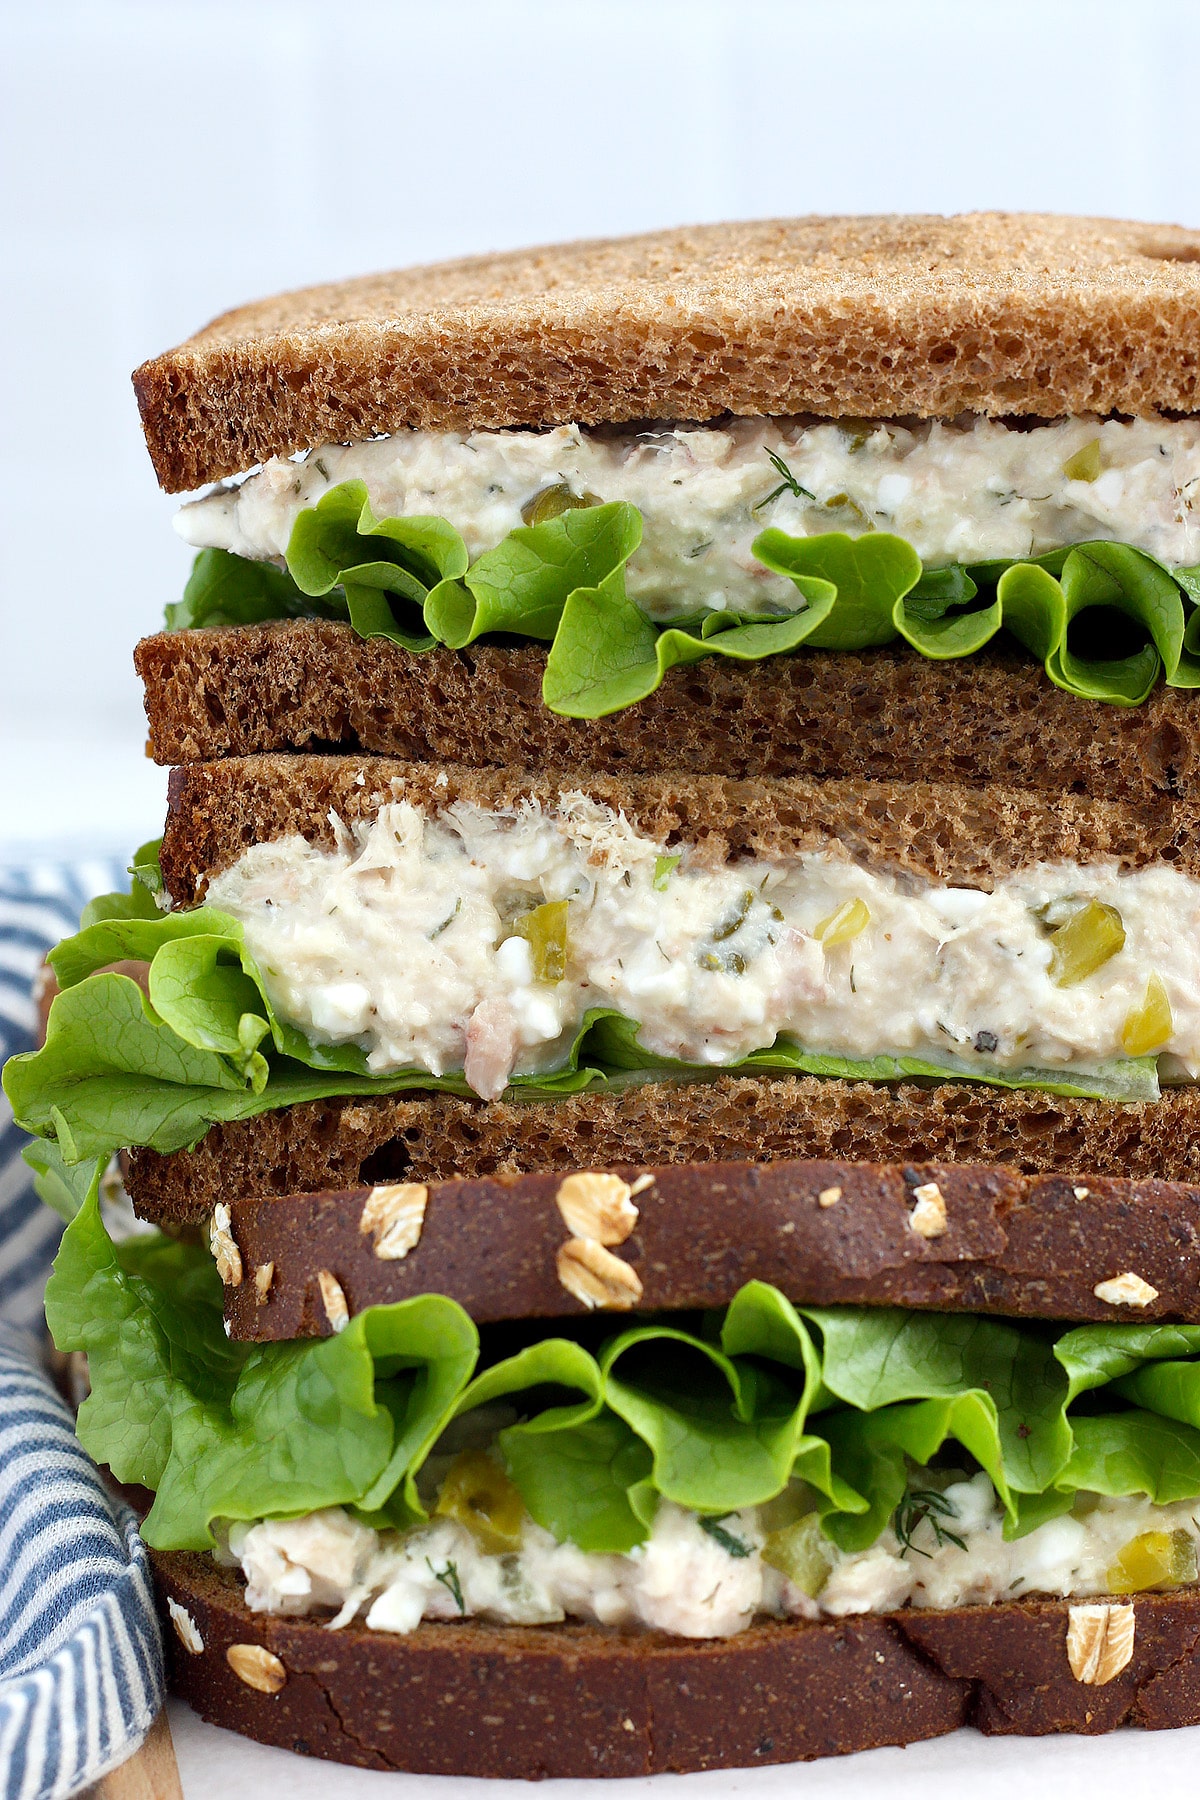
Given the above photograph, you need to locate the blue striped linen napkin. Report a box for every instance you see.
[0,861,165,1800]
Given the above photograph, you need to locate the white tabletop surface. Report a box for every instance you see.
[167,1698,1200,1798]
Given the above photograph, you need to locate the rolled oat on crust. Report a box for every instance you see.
[151,1550,1200,1776]
[218,1159,1200,1341]
[158,753,1198,905]
[135,624,1200,805]
[133,214,1200,492]
[124,1075,1200,1226]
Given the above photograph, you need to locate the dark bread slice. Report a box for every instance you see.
[153,1550,1200,1776]
[125,1076,1200,1224]
[132,214,1200,491]
[136,624,1200,804]
[223,1158,1200,1339]
[159,753,1200,904]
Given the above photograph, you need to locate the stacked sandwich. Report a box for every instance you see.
[17,212,1200,1776]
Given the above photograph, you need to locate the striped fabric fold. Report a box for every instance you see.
[0,859,165,1800]
[0,1328,164,1800]
[0,860,123,1332]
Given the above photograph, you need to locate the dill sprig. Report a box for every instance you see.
[752,450,816,512]
[427,1556,466,1612]
[428,895,462,940]
[892,1489,967,1560]
[699,1515,753,1558]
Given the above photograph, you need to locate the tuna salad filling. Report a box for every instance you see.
[177,413,1200,608]
[203,795,1200,1101]
[219,1448,1200,1642]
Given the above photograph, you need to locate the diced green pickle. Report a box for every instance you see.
[515,900,569,983]
[815,897,871,947]
[1063,439,1102,483]
[652,853,681,892]
[520,483,602,526]
[1106,1527,1198,1594]
[837,421,877,453]
[761,1514,835,1597]
[712,890,755,942]
[757,1482,817,1535]
[1047,899,1125,987]
[821,491,874,531]
[1121,972,1174,1055]
[434,1448,527,1554]
[699,949,747,975]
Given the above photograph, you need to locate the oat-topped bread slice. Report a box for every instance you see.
[150,1553,1200,1776]
[200,1158,1200,1339]
[135,213,1200,490]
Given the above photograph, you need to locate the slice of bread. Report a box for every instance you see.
[217,1158,1200,1339]
[159,753,1197,904]
[136,624,1200,805]
[123,1075,1200,1224]
[133,214,1200,492]
[153,1549,1200,1776]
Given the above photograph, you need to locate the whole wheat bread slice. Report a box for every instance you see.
[218,1158,1200,1339]
[159,753,1200,903]
[136,624,1200,804]
[154,1551,1200,1776]
[134,214,1200,491]
[124,1075,1200,1223]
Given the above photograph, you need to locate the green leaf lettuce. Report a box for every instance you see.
[168,480,1200,715]
[4,888,1160,1165]
[46,1190,1200,1557]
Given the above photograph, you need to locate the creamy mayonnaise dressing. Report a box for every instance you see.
[175,415,1200,620]
[220,1469,1200,1642]
[201,795,1200,1101]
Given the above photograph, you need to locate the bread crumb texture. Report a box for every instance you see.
[153,1550,1200,1776]
[126,1077,1200,1225]
[134,214,1200,491]
[135,627,1200,807]
[157,753,1200,906]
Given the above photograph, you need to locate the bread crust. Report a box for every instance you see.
[124,1076,1200,1224]
[218,1158,1200,1339]
[136,624,1200,805]
[132,214,1200,492]
[152,1550,1200,1776]
[158,753,1200,904]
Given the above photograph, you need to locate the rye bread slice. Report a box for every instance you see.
[124,1076,1200,1225]
[153,1551,1200,1776]
[158,753,1200,903]
[136,625,1200,805]
[220,1158,1200,1340]
[132,214,1200,492]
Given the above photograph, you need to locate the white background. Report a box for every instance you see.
[162,1693,1200,1800]
[3,0,1200,853]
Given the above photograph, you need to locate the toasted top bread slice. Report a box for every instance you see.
[134,213,1200,491]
